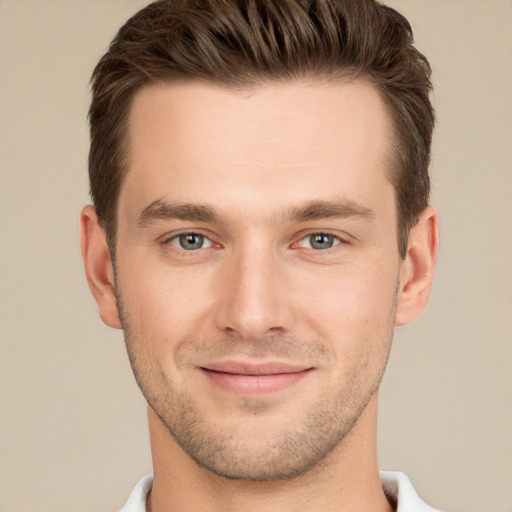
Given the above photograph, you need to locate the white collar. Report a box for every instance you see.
[119,471,440,512]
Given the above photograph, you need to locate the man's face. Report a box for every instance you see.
[114,80,404,479]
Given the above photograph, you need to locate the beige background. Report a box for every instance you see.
[0,1,511,511]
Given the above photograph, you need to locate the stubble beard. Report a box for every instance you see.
[116,294,396,482]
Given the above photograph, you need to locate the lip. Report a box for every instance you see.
[199,361,313,395]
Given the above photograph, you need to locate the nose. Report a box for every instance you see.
[214,246,294,340]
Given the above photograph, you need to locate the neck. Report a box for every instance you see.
[147,394,393,512]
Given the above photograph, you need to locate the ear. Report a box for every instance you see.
[80,205,122,329]
[395,206,439,326]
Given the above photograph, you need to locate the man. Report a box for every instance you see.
[80,0,439,510]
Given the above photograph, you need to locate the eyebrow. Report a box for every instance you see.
[288,200,376,223]
[137,200,219,227]
[136,198,376,227]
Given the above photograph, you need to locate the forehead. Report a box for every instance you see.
[121,79,395,221]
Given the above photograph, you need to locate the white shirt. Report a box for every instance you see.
[119,471,441,511]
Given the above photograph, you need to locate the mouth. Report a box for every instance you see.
[199,361,314,395]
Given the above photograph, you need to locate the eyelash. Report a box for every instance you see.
[294,231,347,252]
[161,230,216,252]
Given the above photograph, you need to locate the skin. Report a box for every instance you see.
[81,80,438,512]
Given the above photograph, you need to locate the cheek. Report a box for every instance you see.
[116,257,217,343]
[297,262,398,329]
[293,262,398,382]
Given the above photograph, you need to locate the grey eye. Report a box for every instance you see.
[171,233,211,250]
[296,232,341,250]
[310,233,335,250]
[303,233,338,250]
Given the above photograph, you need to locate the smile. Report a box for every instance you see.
[199,362,314,395]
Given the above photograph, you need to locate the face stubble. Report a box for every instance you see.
[115,279,399,482]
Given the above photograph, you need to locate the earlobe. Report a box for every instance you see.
[395,206,439,327]
[80,205,122,329]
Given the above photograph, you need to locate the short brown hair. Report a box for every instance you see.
[89,0,434,257]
